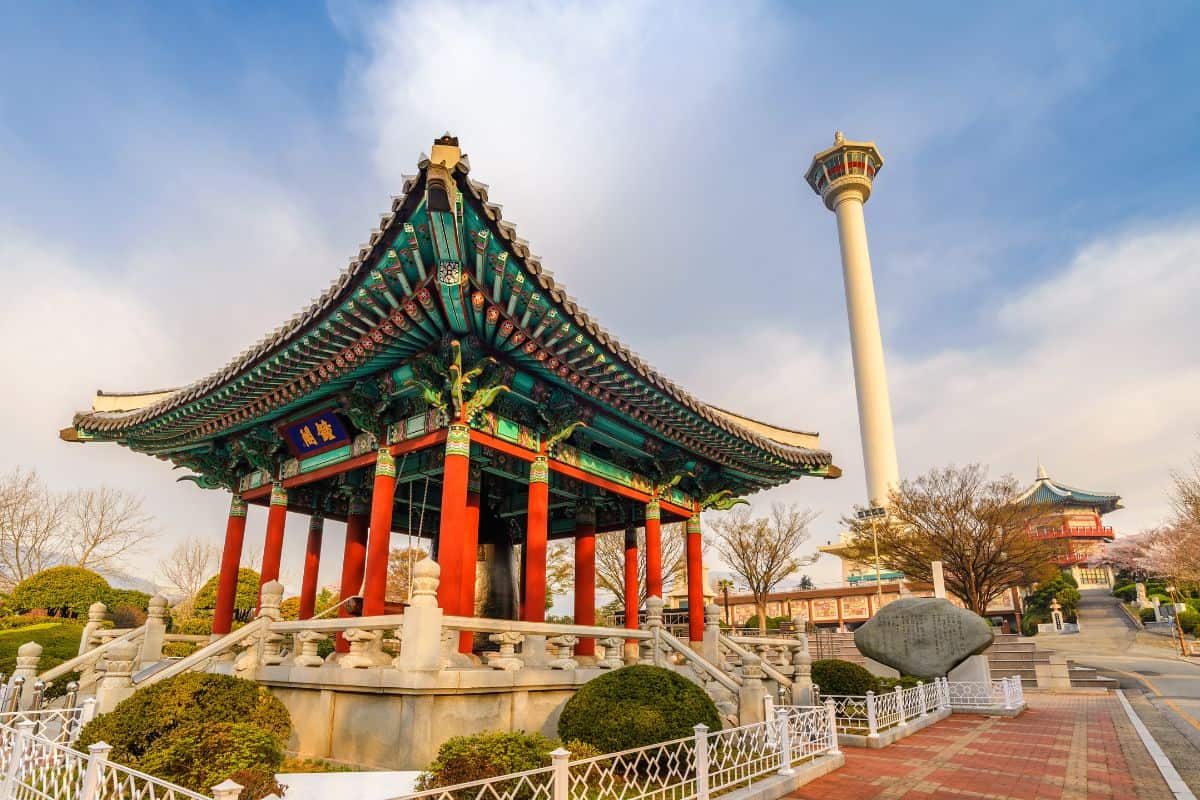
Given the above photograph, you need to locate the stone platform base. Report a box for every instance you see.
[839,707,951,748]
[722,753,845,800]
[950,703,1026,717]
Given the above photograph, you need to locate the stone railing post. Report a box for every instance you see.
[142,595,168,665]
[80,741,112,800]
[79,602,108,657]
[550,747,570,800]
[790,641,813,706]
[865,691,878,738]
[486,631,525,671]
[702,603,721,664]
[75,698,98,741]
[738,653,766,724]
[548,635,579,670]
[645,596,665,667]
[212,779,245,800]
[294,631,328,667]
[823,699,841,755]
[95,641,139,714]
[394,558,444,672]
[598,637,624,670]
[256,581,286,666]
[13,642,42,709]
[894,685,908,728]
[775,707,794,775]
[694,724,710,800]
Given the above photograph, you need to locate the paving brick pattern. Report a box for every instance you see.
[789,694,1172,799]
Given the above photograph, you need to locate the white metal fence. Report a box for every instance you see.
[814,677,1024,737]
[386,705,839,800]
[0,718,237,800]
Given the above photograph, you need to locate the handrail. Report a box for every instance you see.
[137,618,269,687]
[268,614,654,641]
[657,628,740,693]
[718,632,793,688]
[728,634,803,648]
[39,625,147,684]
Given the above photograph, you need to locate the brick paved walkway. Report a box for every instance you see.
[790,694,1173,799]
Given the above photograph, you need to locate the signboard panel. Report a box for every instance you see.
[281,411,352,458]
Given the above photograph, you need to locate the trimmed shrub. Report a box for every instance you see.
[1139,607,1158,623]
[558,665,721,752]
[416,731,557,791]
[1113,584,1136,602]
[280,597,301,621]
[874,675,921,692]
[743,615,789,632]
[10,567,111,618]
[77,673,290,765]
[111,603,147,628]
[811,659,876,696]
[193,568,261,617]
[1178,610,1199,636]
[138,722,284,798]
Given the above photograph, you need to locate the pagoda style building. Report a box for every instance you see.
[1017,465,1121,588]
[61,135,840,651]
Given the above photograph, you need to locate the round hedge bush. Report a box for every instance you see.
[138,722,284,796]
[77,673,290,765]
[417,731,557,791]
[811,659,877,696]
[1178,609,1199,636]
[10,567,111,617]
[557,665,721,752]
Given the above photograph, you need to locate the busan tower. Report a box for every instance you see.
[805,132,900,507]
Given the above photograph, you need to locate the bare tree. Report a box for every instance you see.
[546,541,574,611]
[159,538,221,602]
[386,545,430,602]
[0,468,69,590]
[711,504,817,634]
[843,464,1054,615]
[595,522,688,607]
[1171,449,1200,527]
[64,487,154,572]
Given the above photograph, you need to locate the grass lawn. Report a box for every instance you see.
[0,621,84,689]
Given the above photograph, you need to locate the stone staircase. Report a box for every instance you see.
[806,630,1117,690]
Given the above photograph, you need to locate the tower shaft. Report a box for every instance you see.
[833,188,900,506]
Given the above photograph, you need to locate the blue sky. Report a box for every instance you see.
[2,2,1199,599]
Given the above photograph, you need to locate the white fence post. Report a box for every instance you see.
[80,741,113,800]
[775,707,794,775]
[939,677,950,710]
[212,779,245,800]
[894,686,908,728]
[694,723,710,800]
[1012,674,1024,705]
[550,747,570,800]
[1003,677,1016,711]
[917,682,927,717]
[866,691,878,738]
[823,699,841,756]
[1,720,34,796]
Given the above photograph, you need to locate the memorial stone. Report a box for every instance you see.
[854,596,994,679]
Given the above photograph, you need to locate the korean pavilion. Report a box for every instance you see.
[61,136,840,653]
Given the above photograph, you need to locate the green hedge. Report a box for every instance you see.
[77,673,290,766]
[10,567,111,618]
[193,568,260,618]
[811,659,877,696]
[558,665,721,752]
[1178,610,1200,636]
[1139,607,1158,623]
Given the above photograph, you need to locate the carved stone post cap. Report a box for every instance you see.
[645,596,665,611]
[212,779,245,800]
[16,642,43,658]
[261,581,285,602]
[88,602,108,622]
[149,595,168,614]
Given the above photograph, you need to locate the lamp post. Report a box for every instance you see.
[856,506,888,608]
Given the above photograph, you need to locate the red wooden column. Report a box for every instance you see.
[212,496,248,636]
[257,484,288,609]
[298,515,324,620]
[458,467,482,654]
[521,455,549,622]
[362,448,396,616]
[624,526,639,636]
[644,499,663,599]
[573,503,597,656]
[438,424,470,612]
[336,497,370,653]
[686,513,704,642]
